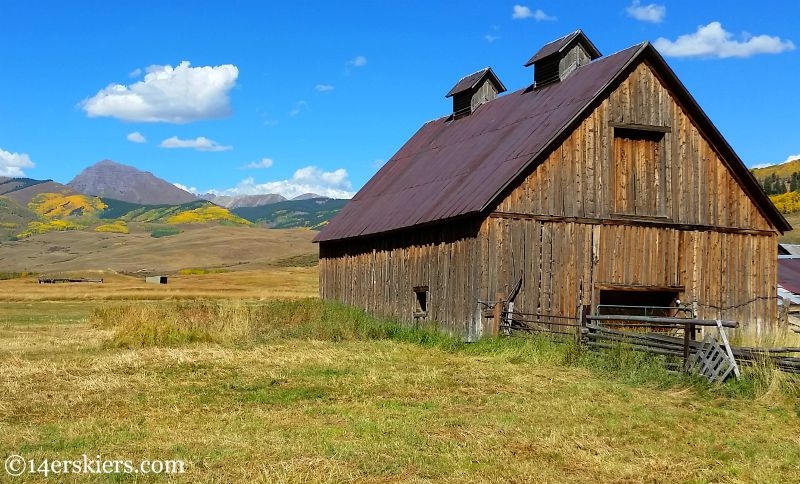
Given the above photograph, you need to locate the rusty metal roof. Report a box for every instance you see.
[445,67,507,98]
[779,258,800,295]
[315,41,790,243]
[524,29,601,67]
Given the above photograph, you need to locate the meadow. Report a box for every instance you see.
[1,269,799,483]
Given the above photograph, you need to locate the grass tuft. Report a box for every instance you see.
[90,298,800,400]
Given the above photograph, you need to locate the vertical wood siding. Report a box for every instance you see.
[487,61,779,331]
[495,62,774,231]
[478,217,777,331]
[319,220,483,338]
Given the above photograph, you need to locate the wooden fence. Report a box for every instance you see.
[498,302,800,377]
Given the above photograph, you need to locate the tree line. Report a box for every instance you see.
[759,172,800,196]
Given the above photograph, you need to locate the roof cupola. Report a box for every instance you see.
[525,30,601,88]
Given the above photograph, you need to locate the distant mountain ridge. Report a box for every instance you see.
[68,160,197,205]
[200,193,287,208]
[0,159,349,239]
[199,192,325,208]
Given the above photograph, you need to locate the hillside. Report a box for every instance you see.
[100,198,250,225]
[0,197,38,240]
[751,158,800,195]
[0,183,251,240]
[68,160,197,205]
[0,224,316,273]
[232,197,348,229]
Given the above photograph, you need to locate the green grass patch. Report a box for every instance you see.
[147,225,182,238]
[272,252,319,267]
[0,271,32,280]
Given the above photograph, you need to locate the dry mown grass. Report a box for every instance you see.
[0,267,317,303]
[1,296,799,482]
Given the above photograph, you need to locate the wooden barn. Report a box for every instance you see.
[315,31,790,340]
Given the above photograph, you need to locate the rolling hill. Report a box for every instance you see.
[232,197,348,229]
[0,224,316,273]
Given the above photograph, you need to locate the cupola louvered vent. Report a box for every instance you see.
[525,30,602,89]
[445,67,507,119]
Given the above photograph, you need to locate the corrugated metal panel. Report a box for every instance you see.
[778,258,800,295]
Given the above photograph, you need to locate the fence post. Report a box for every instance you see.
[492,293,504,336]
[577,305,590,347]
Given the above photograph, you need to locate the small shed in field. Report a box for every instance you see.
[315,31,790,340]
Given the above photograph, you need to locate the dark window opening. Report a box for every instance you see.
[597,289,680,317]
[413,286,428,317]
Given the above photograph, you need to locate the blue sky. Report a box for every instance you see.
[0,1,797,199]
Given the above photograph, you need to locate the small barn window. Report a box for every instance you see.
[413,286,429,317]
[612,127,667,217]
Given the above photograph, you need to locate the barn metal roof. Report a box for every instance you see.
[315,40,790,243]
[778,258,800,295]
[445,67,507,98]
[524,29,601,67]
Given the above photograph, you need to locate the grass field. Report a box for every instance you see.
[0,224,317,274]
[779,211,800,244]
[1,274,799,482]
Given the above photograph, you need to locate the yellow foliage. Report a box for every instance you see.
[95,220,129,234]
[29,193,107,218]
[166,206,251,225]
[16,219,85,238]
[770,191,800,214]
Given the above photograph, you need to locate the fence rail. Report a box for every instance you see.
[498,302,800,376]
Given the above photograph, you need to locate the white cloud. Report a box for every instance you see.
[626,1,665,23]
[783,154,800,164]
[512,5,556,21]
[82,61,239,123]
[207,166,354,199]
[0,148,35,177]
[750,153,800,169]
[654,22,795,59]
[289,100,309,116]
[159,136,232,152]
[244,158,274,169]
[173,182,198,194]
[347,55,367,68]
[128,68,142,78]
[315,84,335,92]
[484,34,500,43]
[127,131,146,143]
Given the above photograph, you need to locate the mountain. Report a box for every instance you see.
[67,160,197,205]
[200,193,287,208]
[291,193,323,201]
[232,197,348,229]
